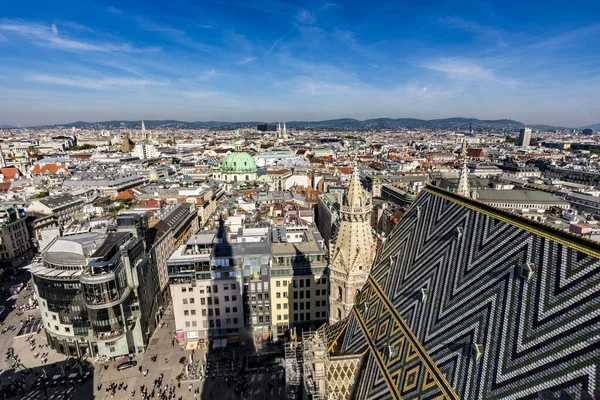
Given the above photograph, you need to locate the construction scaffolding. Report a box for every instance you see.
[302,330,330,400]
[285,339,302,400]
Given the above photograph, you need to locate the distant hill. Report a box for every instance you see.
[580,123,600,131]
[30,117,568,132]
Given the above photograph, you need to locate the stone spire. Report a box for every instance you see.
[283,122,288,140]
[329,162,376,323]
[141,121,147,141]
[456,137,470,197]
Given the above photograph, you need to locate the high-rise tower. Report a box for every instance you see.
[328,164,376,323]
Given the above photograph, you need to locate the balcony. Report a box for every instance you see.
[94,328,125,341]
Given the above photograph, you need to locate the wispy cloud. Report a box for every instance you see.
[296,9,317,25]
[529,24,600,50]
[106,6,122,15]
[423,58,500,81]
[441,17,507,47]
[51,24,58,36]
[135,18,209,52]
[25,74,169,89]
[0,20,159,53]
[239,57,256,65]
[196,69,217,81]
[267,27,293,55]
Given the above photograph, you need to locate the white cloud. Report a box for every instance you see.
[0,20,159,53]
[196,69,217,81]
[423,58,498,81]
[106,6,122,15]
[239,57,256,65]
[296,9,316,25]
[25,74,169,89]
[51,24,58,36]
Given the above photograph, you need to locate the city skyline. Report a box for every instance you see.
[1,0,599,127]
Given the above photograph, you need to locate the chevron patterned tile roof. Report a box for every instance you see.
[338,185,600,399]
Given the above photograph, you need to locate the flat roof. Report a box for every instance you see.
[477,189,569,205]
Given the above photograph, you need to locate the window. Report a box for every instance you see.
[283,292,288,298]
[184,310,189,316]
[284,314,288,320]
[306,302,310,309]
[202,309,207,317]
[213,285,218,293]
[183,299,188,305]
[208,309,213,317]
[192,321,197,327]
[299,280,304,288]
[216,320,221,328]
[266,316,270,322]
[316,289,320,296]
[305,279,310,287]
[189,287,193,292]
[226,318,231,325]
[233,318,238,324]
[276,281,281,287]
[258,316,263,323]
[306,290,310,298]
[277,304,281,310]
[52,315,57,320]
[231,284,236,290]
[293,292,298,299]
[277,315,282,321]
[300,302,304,310]
[315,311,320,318]
[284,303,288,309]
[224,296,229,302]
[276,292,281,299]
[294,303,298,311]
[181,287,187,293]
[232,295,237,302]
[225,307,231,313]
[293,280,298,288]
[223,285,229,290]
[207,298,212,305]
[300,291,304,299]
[201,298,206,305]
[233,307,238,313]
[191,310,196,316]
[189,298,195,304]
[185,321,190,327]
[306,312,310,320]
[65,327,71,333]
[265,293,269,300]
[215,309,220,316]
[214,297,219,305]
[209,320,214,328]
[207,286,211,293]
[338,286,343,300]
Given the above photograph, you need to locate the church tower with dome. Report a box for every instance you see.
[214,141,257,188]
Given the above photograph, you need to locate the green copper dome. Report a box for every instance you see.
[221,150,257,174]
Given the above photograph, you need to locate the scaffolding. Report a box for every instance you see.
[285,340,301,400]
[302,330,330,400]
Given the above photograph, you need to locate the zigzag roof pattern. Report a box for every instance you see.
[337,185,600,399]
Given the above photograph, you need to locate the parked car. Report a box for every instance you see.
[117,360,137,371]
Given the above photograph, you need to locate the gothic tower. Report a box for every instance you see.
[328,164,376,323]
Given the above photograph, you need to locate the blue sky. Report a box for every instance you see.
[1,0,599,127]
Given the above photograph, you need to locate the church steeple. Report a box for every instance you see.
[329,161,376,323]
[141,121,147,141]
[456,137,471,197]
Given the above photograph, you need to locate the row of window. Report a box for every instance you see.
[182,295,238,306]
[183,306,239,317]
[181,283,237,294]
[183,317,240,329]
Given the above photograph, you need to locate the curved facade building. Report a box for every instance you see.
[29,221,153,358]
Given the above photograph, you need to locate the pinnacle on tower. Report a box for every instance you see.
[456,137,470,197]
[346,163,365,208]
[141,121,147,141]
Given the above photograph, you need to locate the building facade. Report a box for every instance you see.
[30,217,157,358]
[0,207,34,271]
